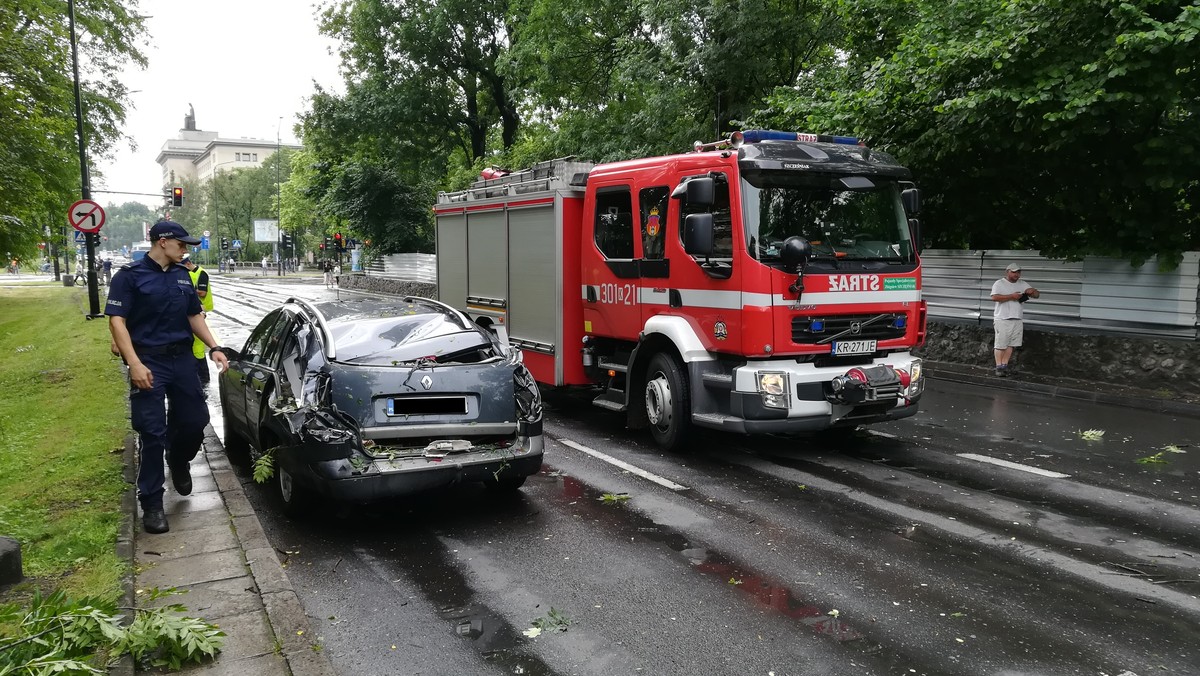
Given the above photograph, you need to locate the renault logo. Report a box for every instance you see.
[421,375,433,390]
[850,322,862,335]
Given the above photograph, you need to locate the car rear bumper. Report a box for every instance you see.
[297,434,544,502]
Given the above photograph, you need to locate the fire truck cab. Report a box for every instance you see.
[435,130,927,450]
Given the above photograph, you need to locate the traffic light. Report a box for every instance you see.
[323,235,332,250]
[171,186,183,207]
[281,232,293,248]
[319,242,325,251]
[333,232,344,252]
[221,237,229,250]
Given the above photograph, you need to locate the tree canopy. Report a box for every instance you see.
[296,0,1198,267]
[0,0,147,257]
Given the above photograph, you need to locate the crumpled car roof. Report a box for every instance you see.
[311,297,492,366]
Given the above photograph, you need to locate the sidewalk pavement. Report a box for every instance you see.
[128,425,334,675]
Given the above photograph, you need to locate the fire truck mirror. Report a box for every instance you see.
[683,177,715,206]
[684,213,714,256]
[902,187,922,215]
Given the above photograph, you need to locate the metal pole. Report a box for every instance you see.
[276,117,283,276]
[68,0,101,317]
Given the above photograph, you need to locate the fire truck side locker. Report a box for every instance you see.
[435,163,590,387]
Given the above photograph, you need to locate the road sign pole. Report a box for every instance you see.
[68,0,101,318]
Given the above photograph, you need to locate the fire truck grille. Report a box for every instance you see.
[792,314,907,344]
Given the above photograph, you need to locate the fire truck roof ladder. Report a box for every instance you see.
[438,157,595,204]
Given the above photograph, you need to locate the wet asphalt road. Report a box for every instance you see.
[203,274,1200,676]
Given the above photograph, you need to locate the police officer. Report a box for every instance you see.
[181,254,214,384]
[106,221,229,534]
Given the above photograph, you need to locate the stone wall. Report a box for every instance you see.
[338,273,436,299]
[917,321,1200,397]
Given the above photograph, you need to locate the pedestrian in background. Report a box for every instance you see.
[322,259,334,288]
[261,256,268,276]
[106,221,229,534]
[182,254,215,384]
[101,257,113,286]
[990,263,1040,377]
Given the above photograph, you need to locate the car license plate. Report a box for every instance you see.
[832,339,877,355]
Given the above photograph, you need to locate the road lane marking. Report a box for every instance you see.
[557,438,689,491]
[957,453,1071,478]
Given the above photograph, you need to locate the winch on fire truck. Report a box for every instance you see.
[435,129,927,450]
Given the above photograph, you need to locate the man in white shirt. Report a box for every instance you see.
[990,263,1040,376]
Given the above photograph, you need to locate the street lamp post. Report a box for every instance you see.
[276,116,283,277]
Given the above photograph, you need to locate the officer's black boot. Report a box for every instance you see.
[170,461,192,496]
[143,509,169,534]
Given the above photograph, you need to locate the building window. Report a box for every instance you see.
[252,153,258,161]
[235,153,242,161]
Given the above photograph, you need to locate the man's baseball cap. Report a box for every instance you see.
[149,220,201,245]
[1005,263,1022,272]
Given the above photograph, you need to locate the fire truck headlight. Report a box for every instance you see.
[757,372,790,409]
[907,359,925,397]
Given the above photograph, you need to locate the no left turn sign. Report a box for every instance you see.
[68,199,106,233]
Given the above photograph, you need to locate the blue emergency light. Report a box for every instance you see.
[738,130,862,145]
[810,320,825,332]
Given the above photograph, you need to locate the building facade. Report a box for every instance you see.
[156,105,302,187]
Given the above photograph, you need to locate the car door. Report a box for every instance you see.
[582,184,643,340]
[241,310,292,444]
[224,309,283,432]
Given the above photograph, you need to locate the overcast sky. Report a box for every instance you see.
[94,0,343,209]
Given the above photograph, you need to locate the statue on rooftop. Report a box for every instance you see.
[184,104,196,131]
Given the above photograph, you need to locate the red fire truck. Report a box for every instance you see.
[434,130,927,450]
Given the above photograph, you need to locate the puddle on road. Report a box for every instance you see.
[549,469,873,647]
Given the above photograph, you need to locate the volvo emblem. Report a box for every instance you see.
[850,322,862,335]
[421,375,433,390]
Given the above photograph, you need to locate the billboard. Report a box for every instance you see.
[253,219,279,242]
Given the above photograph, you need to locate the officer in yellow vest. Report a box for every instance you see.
[182,255,215,383]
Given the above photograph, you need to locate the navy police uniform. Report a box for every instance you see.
[106,255,210,512]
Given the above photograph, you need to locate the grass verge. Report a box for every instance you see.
[0,286,129,604]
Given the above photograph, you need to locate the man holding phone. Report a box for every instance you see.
[990,263,1040,377]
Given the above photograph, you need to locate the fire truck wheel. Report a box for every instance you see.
[644,352,691,451]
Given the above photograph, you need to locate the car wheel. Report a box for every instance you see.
[276,462,311,518]
[219,390,251,464]
[643,352,692,452]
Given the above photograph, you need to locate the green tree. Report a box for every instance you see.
[99,201,155,252]
[318,0,519,164]
[0,0,147,257]
[756,0,1200,268]
[503,0,841,162]
[202,153,292,263]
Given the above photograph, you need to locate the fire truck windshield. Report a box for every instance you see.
[740,173,914,268]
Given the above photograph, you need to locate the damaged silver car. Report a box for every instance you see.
[218,296,544,516]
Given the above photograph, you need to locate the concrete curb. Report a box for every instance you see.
[112,432,137,676]
[925,360,1200,418]
[202,425,336,676]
